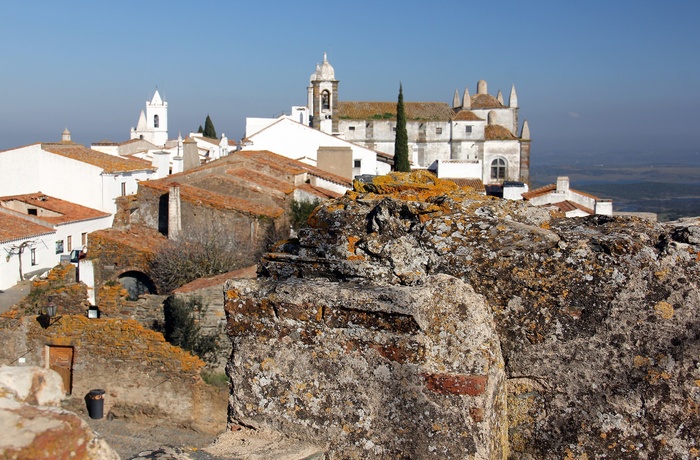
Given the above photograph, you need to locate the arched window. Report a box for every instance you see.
[321,90,330,110]
[491,158,506,181]
[154,114,160,128]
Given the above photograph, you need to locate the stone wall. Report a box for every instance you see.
[0,314,225,431]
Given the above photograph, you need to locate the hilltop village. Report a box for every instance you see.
[6,55,689,460]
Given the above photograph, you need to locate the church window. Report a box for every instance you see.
[465,125,472,133]
[491,158,506,181]
[321,91,330,110]
[154,114,160,128]
[436,127,443,135]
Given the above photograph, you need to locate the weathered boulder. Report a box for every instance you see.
[0,366,119,460]
[227,171,700,459]
[225,275,506,458]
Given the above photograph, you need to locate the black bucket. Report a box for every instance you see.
[86,389,105,419]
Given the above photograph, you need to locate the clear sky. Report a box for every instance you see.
[1,1,698,158]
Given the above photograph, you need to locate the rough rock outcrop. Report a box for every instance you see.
[0,366,119,460]
[226,275,505,458]
[225,171,700,459]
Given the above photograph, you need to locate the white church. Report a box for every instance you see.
[304,53,531,186]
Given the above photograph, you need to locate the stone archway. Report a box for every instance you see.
[117,270,157,300]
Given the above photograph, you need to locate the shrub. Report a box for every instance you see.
[163,296,218,363]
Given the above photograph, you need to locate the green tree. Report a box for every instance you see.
[203,115,217,139]
[394,83,411,172]
[197,125,203,134]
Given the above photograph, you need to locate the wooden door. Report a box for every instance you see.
[48,346,73,395]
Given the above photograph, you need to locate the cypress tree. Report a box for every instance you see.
[394,83,410,172]
[197,125,203,134]
[203,115,217,139]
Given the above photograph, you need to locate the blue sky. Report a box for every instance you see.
[1,1,698,159]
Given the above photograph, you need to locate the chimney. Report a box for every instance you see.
[168,185,182,240]
[61,128,71,142]
[183,137,199,171]
[556,176,570,193]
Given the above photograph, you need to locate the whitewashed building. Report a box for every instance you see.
[243,116,390,180]
[0,130,155,219]
[522,177,613,217]
[130,90,169,147]
[0,193,111,290]
[305,53,531,185]
[93,90,236,173]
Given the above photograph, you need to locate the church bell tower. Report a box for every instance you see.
[307,53,338,134]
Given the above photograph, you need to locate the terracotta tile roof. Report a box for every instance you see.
[90,225,167,254]
[0,212,55,243]
[522,184,601,201]
[470,94,504,109]
[551,200,594,215]
[42,143,153,173]
[297,183,344,199]
[442,178,485,192]
[139,181,284,219]
[338,101,455,121]
[225,168,296,194]
[522,184,556,200]
[485,125,517,140]
[452,110,483,121]
[173,265,257,293]
[237,150,352,187]
[0,193,110,226]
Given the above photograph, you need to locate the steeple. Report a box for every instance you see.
[521,120,530,140]
[462,87,471,109]
[151,89,164,105]
[509,85,518,108]
[452,89,461,109]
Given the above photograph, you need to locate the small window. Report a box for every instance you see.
[436,127,443,135]
[28,208,37,215]
[465,125,472,133]
[392,127,397,132]
[349,126,356,131]
[154,114,160,128]
[31,248,37,266]
[491,158,507,181]
[67,236,72,252]
[55,240,64,254]
[121,182,127,196]
[354,160,361,168]
[81,232,87,246]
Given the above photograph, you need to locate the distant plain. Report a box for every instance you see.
[530,151,700,221]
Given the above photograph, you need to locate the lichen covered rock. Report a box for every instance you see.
[225,275,506,458]
[227,171,700,459]
[0,366,119,460]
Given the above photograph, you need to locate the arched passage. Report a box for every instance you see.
[117,270,157,300]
